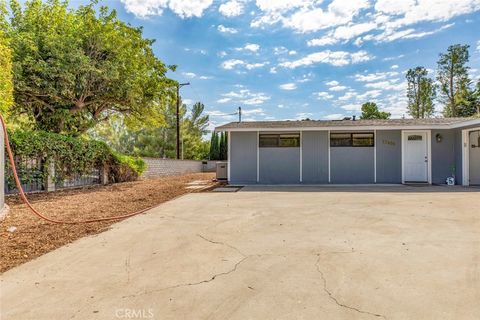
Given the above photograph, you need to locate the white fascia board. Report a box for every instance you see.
[221,120,480,132]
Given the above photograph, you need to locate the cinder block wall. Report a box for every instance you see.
[141,158,216,179]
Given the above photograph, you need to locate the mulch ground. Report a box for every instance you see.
[0,172,216,273]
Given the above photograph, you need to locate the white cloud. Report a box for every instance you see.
[283,0,371,33]
[338,90,357,101]
[477,40,480,51]
[356,90,382,100]
[270,67,277,74]
[374,23,454,42]
[217,25,238,33]
[376,0,480,30]
[325,80,340,86]
[296,112,313,120]
[280,50,373,68]
[315,92,334,100]
[323,113,344,120]
[222,58,268,70]
[245,62,268,69]
[307,36,338,47]
[341,103,362,111]
[217,51,228,58]
[383,54,405,61]
[222,59,245,69]
[121,0,213,18]
[273,46,289,55]
[279,83,297,90]
[365,79,406,91]
[329,85,347,91]
[391,64,399,69]
[243,43,261,52]
[252,0,479,48]
[217,98,232,103]
[220,89,271,105]
[354,71,399,82]
[308,22,377,47]
[182,72,212,80]
[182,72,196,78]
[219,0,244,17]
[297,72,314,83]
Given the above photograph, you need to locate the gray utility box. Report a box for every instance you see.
[216,161,228,180]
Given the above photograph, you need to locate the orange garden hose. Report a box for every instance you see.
[0,113,169,224]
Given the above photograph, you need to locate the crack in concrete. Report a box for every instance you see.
[315,255,387,319]
[122,234,251,299]
[122,255,250,299]
[196,233,247,257]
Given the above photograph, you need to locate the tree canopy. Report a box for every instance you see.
[406,67,436,119]
[437,44,471,117]
[360,102,390,120]
[7,0,175,135]
[91,100,210,160]
[0,1,13,114]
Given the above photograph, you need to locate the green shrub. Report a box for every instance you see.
[108,152,146,183]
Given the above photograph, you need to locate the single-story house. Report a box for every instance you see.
[215,117,480,186]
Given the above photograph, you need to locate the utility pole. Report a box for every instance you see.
[176,82,190,159]
[238,106,242,123]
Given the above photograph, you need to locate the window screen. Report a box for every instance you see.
[259,133,300,147]
[330,132,374,147]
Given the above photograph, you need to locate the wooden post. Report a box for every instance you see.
[101,165,109,185]
[47,161,56,192]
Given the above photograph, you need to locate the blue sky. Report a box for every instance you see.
[70,0,480,129]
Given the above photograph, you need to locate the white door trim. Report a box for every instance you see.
[402,130,432,184]
[227,131,231,182]
[462,127,480,186]
[374,129,377,183]
[327,130,331,183]
[299,130,303,183]
[256,131,259,183]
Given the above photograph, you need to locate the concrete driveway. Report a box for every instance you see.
[1,186,479,319]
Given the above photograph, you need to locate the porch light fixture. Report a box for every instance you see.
[435,133,443,143]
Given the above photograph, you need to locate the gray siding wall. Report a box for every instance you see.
[302,131,329,183]
[376,130,402,183]
[331,147,374,183]
[431,129,456,184]
[230,132,257,184]
[259,148,300,184]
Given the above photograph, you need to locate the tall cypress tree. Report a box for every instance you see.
[209,132,217,160]
[223,132,228,160]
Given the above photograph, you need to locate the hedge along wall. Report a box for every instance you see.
[4,129,146,194]
[0,30,13,216]
[1,127,5,218]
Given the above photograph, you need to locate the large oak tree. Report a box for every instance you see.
[8,0,175,135]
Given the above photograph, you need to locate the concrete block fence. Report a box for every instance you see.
[141,158,217,179]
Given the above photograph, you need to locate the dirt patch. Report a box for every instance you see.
[0,172,216,273]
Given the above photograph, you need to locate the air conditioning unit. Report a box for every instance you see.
[216,162,228,180]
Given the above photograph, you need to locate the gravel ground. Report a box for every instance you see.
[0,172,216,273]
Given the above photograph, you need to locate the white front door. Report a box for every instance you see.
[404,131,428,182]
[469,130,480,185]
